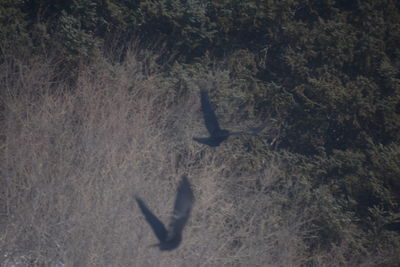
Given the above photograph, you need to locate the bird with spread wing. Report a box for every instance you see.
[135,176,194,251]
[193,90,268,147]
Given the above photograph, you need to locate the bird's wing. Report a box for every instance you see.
[200,90,221,135]
[169,176,194,236]
[230,121,269,136]
[135,197,168,242]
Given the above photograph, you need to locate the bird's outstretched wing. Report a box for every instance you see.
[230,121,269,136]
[200,90,221,135]
[135,197,168,242]
[169,176,194,237]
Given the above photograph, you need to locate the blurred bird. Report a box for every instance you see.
[193,90,268,147]
[135,176,194,251]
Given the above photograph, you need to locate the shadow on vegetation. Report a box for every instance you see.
[135,175,194,251]
[193,90,269,147]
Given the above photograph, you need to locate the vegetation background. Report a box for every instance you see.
[1,0,399,266]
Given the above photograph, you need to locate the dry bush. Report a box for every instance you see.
[0,50,360,266]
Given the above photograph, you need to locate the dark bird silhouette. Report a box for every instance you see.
[135,176,194,251]
[193,90,268,147]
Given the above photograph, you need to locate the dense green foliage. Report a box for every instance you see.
[1,0,399,265]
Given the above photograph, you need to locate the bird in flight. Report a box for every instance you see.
[193,90,268,147]
[135,176,194,251]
